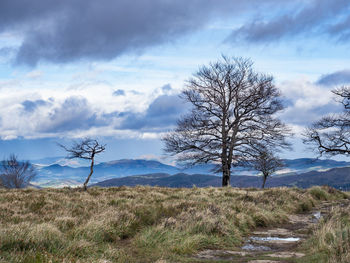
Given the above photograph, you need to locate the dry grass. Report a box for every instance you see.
[300,201,350,263]
[0,186,347,263]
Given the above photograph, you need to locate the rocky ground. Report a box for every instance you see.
[194,200,349,263]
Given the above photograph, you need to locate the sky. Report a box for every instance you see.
[0,0,350,163]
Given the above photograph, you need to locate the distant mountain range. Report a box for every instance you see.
[30,157,350,188]
[92,173,222,188]
[92,167,350,190]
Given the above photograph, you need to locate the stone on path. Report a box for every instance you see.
[252,228,294,237]
[196,249,251,260]
[266,251,305,258]
[248,260,281,263]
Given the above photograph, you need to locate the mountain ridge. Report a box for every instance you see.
[31,158,350,188]
[91,167,350,190]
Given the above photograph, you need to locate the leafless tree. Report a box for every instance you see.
[246,146,284,188]
[0,154,37,188]
[163,56,291,187]
[59,138,106,190]
[304,87,350,157]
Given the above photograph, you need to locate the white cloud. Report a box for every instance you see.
[278,79,342,130]
[0,79,183,140]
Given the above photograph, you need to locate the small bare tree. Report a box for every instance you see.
[304,87,350,156]
[163,56,291,187]
[0,154,37,188]
[60,138,106,190]
[246,146,284,188]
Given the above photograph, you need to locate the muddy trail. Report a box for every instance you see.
[193,199,349,263]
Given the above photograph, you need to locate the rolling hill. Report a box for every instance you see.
[92,167,350,190]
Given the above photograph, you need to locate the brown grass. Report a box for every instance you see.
[300,201,350,263]
[0,186,347,263]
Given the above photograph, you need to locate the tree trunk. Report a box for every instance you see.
[261,174,267,189]
[222,168,231,187]
[83,156,94,191]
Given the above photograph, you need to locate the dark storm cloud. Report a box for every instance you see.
[227,0,350,43]
[317,70,350,86]
[4,0,226,66]
[120,94,187,130]
[0,0,285,66]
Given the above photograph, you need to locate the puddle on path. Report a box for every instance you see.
[242,236,301,251]
[250,237,300,242]
[242,244,271,251]
[313,211,322,220]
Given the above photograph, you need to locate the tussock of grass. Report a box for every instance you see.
[309,186,330,200]
[0,186,347,262]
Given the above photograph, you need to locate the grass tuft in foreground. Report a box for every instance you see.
[299,201,350,263]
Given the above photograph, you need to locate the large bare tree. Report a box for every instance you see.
[60,138,106,190]
[163,56,290,187]
[304,87,350,156]
[0,154,37,188]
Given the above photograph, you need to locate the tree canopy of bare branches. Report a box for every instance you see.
[304,87,350,157]
[0,154,37,188]
[163,56,291,187]
[245,146,284,188]
[59,138,106,190]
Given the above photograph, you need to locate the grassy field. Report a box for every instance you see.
[0,186,348,263]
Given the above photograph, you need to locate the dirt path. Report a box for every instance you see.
[193,199,349,263]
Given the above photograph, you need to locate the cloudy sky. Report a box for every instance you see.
[0,0,350,162]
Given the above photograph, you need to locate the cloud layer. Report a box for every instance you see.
[227,0,350,44]
[0,82,184,140]
[0,0,298,66]
[0,76,343,141]
[0,0,226,65]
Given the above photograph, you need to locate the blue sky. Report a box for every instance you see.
[0,0,350,162]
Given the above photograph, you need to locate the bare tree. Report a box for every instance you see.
[163,56,291,187]
[304,87,350,157]
[246,146,284,188]
[60,138,106,190]
[0,154,37,188]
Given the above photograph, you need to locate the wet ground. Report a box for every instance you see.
[194,200,349,263]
